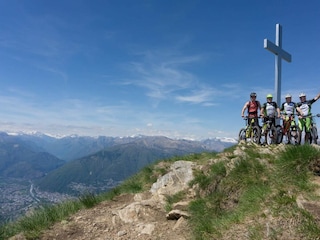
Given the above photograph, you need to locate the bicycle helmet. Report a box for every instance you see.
[285,94,292,98]
[299,92,306,97]
[250,92,257,97]
[266,94,273,98]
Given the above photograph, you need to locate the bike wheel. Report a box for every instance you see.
[276,125,283,144]
[310,126,318,144]
[297,129,303,145]
[267,126,277,145]
[282,133,290,144]
[282,124,291,144]
[288,127,300,145]
[305,132,311,144]
[238,128,246,142]
[251,126,261,144]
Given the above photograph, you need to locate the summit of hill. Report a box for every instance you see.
[4,142,320,240]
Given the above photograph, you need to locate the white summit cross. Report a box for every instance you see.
[264,23,292,108]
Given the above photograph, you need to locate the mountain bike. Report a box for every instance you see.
[238,117,261,144]
[279,114,300,145]
[260,117,278,145]
[297,114,320,144]
[275,122,283,145]
[310,115,319,144]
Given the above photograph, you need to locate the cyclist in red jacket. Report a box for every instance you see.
[241,92,261,127]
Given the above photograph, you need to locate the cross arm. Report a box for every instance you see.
[264,39,292,62]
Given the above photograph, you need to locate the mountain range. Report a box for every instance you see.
[14,132,236,161]
[0,132,65,179]
[0,132,236,224]
[35,136,209,194]
[0,131,236,193]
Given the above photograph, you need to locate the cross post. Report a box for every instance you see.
[264,23,292,115]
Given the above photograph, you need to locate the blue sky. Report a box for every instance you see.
[0,0,319,140]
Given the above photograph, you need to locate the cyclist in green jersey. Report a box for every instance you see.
[296,92,320,142]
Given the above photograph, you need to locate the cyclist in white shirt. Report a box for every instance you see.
[261,94,281,144]
[280,94,297,143]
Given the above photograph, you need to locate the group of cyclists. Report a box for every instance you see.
[241,91,320,144]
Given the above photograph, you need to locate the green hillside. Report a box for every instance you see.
[36,141,188,194]
[0,141,65,179]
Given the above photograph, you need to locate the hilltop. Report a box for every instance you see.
[4,143,320,239]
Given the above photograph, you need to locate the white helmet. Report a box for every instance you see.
[285,94,292,98]
[299,92,306,97]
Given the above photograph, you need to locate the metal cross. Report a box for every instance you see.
[264,23,292,108]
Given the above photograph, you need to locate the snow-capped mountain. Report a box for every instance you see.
[2,131,237,161]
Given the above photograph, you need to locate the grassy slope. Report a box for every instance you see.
[2,143,320,239]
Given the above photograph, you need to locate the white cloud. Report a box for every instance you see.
[123,50,213,105]
[175,89,215,104]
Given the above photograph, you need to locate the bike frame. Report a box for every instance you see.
[238,116,261,144]
[310,115,319,144]
[260,116,278,145]
[297,114,320,144]
[280,114,299,144]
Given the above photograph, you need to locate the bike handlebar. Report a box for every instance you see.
[242,115,282,120]
[241,114,320,121]
[298,113,320,119]
[259,115,281,119]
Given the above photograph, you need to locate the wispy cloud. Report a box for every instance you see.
[176,88,216,105]
[123,50,214,104]
[0,90,126,127]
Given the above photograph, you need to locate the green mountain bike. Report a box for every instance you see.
[297,114,320,144]
[238,117,261,144]
[260,117,278,145]
[310,114,319,144]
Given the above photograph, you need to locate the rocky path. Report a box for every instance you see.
[39,161,195,240]
[39,193,190,240]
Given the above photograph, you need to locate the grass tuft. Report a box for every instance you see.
[165,191,186,211]
[78,192,99,208]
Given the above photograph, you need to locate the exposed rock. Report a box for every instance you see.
[117,230,127,236]
[136,223,155,235]
[150,160,195,205]
[36,160,197,239]
[166,209,190,220]
[8,233,26,240]
[172,201,190,211]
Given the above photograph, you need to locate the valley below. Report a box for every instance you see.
[0,177,73,224]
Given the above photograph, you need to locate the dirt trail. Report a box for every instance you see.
[39,193,191,240]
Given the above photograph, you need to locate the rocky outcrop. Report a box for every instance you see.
[111,160,196,237]
[150,161,195,204]
[36,160,197,240]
